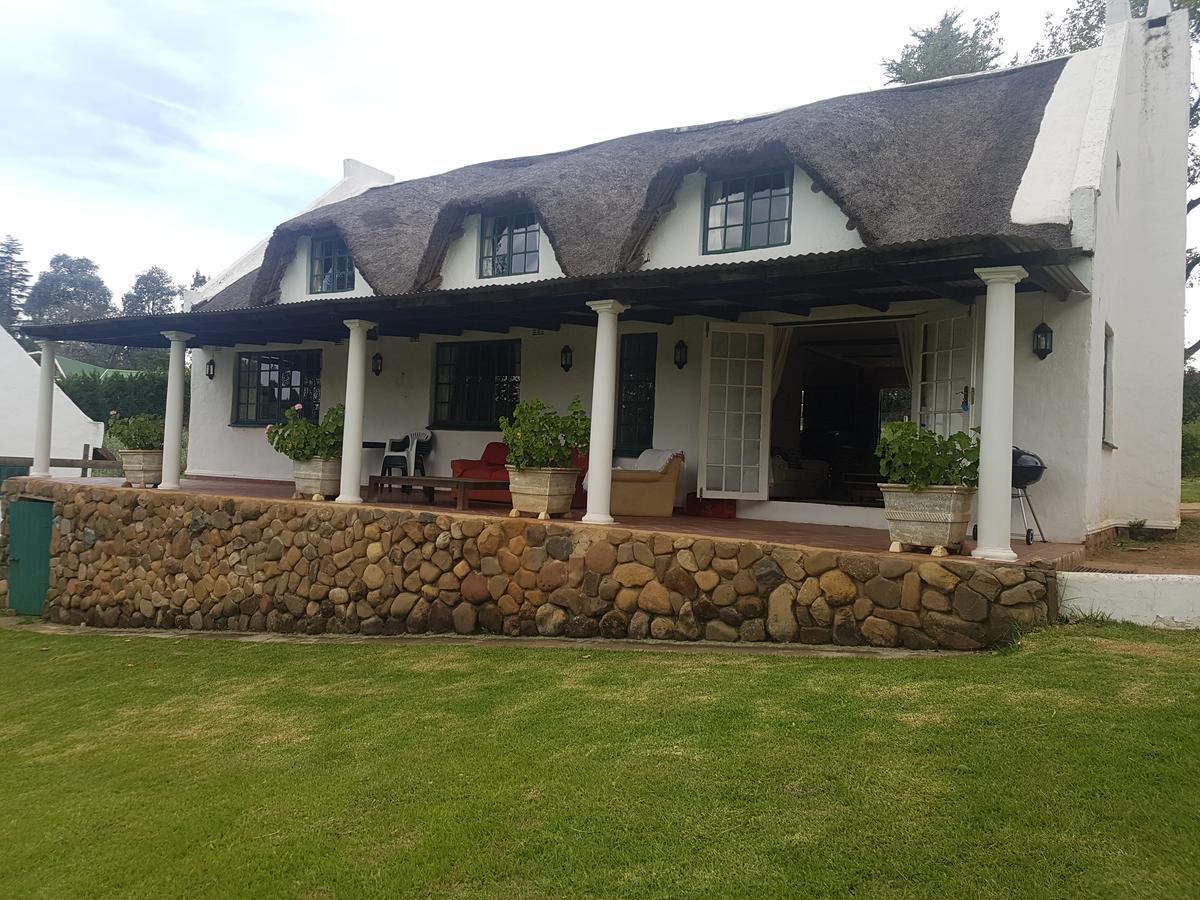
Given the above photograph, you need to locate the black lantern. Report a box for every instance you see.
[560,345,573,373]
[1033,322,1054,360]
[371,352,383,376]
[674,340,688,370]
[204,357,216,380]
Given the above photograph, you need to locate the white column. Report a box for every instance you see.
[30,340,58,477]
[336,319,376,504]
[582,299,627,524]
[972,266,1027,562]
[159,331,193,490]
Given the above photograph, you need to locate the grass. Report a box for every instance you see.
[1,626,1197,899]
[1182,478,1200,504]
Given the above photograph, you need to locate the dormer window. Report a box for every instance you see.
[480,211,539,278]
[703,170,792,254]
[310,235,355,293]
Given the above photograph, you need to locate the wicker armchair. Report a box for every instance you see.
[609,450,684,517]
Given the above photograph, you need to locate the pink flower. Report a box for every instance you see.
[293,403,303,411]
[109,409,118,417]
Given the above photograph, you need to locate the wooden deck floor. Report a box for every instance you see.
[63,476,1084,568]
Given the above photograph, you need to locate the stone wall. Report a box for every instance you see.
[0,480,1054,650]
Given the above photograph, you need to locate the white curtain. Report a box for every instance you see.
[897,320,917,388]
[772,327,794,398]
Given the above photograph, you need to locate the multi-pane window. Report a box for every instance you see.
[615,333,658,456]
[480,212,540,278]
[703,171,792,254]
[309,235,355,293]
[433,340,521,428]
[233,350,322,426]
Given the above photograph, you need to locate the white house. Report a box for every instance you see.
[0,325,104,476]
[20,5,1190,558]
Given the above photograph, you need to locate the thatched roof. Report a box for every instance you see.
[211,58,1072,311]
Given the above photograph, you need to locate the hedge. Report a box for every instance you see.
[57,370,189,424]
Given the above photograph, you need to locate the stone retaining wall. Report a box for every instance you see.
[0,480,1054,650]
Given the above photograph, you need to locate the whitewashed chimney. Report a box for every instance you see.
[1106,0,1131,24]
[1146,0,1172,17]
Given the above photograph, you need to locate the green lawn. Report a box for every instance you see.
[1182,478,1200,503]
[1,626,1197,899]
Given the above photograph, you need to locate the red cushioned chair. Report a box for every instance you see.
[450,443,590,508]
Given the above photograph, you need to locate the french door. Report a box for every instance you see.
[911,308,980,437]
[698,323,773,500]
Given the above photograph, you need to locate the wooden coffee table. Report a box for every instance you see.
[365,475,506,511]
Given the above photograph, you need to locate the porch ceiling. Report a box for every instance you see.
[19,236,1089,348]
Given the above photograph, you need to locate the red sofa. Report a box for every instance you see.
[450,442,588,508]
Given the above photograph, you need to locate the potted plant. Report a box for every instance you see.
[875,421,979,557]
[106,413,166,488]
[265,404,345,500]
[499,398,590,520]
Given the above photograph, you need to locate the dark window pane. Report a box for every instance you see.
[749,222,769,247]
[615,333,657,455]
[768,220,788,245]
[750,197,770,223]
[433,340,522,427]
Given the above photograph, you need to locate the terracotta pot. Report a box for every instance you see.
[506,465,580,520]
[879,484,977,557]
[118,449,164,489]
[293,457,341,501]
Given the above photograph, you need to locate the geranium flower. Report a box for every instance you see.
[293,403,303,411]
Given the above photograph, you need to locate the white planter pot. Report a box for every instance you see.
[119,449,164,489]
[293,457,341,501]
[506,465,579,520]
[879,484,977,557]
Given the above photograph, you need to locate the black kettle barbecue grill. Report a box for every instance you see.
[973,447,1048,546]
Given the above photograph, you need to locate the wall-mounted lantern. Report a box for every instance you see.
[674,340,689,370]
[371,352,384,376]
[560,345,573,373]
[1033,322,1054,360]
[205,357,216,380]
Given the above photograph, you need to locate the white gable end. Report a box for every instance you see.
[642,165,863,270]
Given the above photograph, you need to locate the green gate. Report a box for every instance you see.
[7,499,53,616]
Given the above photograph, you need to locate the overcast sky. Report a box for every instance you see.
[1,0,1195,343]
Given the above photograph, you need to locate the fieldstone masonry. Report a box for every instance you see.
[0,480,1054,650]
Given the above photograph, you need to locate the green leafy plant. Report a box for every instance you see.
[499,398,590,469]
[874,421,979,491]
[265,404,345,462]
[105,413,166,451]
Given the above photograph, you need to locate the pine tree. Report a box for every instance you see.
[189,269,208,289]
[0,234,31,326]
[881,11,1007,85]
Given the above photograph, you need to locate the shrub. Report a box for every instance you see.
[105,414,166,451]
[265,404,345,462]
[875,421,979,491]
[1183,421,1200,477]
[499,398,590,469]
[58,370,186,423]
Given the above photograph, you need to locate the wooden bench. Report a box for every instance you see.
[365,475,508,511]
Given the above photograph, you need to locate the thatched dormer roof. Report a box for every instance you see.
[210,58,1072,312]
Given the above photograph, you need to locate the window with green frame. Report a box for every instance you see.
[480,212,540,278]
[232,350,322,426]
[309,235,355,293]
[703,170,792,254]
[615,333,657,456]
[433,340,521,428]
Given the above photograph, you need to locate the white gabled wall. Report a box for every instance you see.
[1078,12,1190,534]
[437,214,566,290]
[641,166,864,269]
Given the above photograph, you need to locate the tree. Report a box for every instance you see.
[121,266,179,316]
[0,234,30,327]
[882,11,1007,85]
[25,254,114,323]
[1027,1,1200,360]
[189,269,208,289]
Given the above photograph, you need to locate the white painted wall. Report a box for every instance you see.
[641,166,864,269]
[277,235,376,304]
[1077,12,1190,535]
[438,214,566,289]
[0,327,104,477]
[1060,571,1200,629]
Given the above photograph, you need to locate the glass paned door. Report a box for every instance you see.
[699,323,773,500]
[912,310,978,437]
